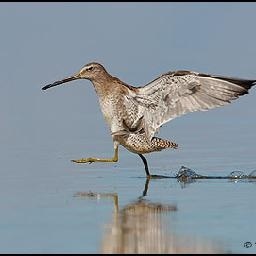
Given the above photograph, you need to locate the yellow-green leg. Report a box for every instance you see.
[71,145,118,164]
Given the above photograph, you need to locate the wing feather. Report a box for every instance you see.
[133,71,255,139]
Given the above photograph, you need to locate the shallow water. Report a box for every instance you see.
[1,108,256,253]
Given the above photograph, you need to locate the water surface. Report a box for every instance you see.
[1,114,256,253]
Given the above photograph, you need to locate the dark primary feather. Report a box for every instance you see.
[133,70,256,139]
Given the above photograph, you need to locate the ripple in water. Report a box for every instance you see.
[176,166,202,181]
[248,170,256,178]
[175,166,256,181]
[228,171,247,179]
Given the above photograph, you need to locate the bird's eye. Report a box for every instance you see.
[87,66,94,71]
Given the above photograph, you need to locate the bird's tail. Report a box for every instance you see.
[151,137,178,150]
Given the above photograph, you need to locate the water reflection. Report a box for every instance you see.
[101,198,178,253]
[74,178,224,253]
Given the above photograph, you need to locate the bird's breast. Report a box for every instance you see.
[98,96,114,124]
[97,94,125,133]
[98,96,140,134]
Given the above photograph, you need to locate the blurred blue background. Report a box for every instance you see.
[0,2,256,253]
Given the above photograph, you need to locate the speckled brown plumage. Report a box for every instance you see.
[42,62,256,177]
[113,132,178,155]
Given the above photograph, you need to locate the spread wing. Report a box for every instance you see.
[130,70,256,140]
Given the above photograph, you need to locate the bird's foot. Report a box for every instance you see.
[71,158,95,164]
[71,156,118,164]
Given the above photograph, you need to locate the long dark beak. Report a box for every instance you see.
[42,74,80,91]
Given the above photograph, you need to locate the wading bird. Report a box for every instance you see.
[42,62,255,177]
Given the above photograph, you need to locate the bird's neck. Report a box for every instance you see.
[91,82,109,99]
[91,75,123,98]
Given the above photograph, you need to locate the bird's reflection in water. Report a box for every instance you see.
[74,178,224,254]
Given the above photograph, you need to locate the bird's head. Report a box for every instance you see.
[42,62,108,91]
[79,62,107,79]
